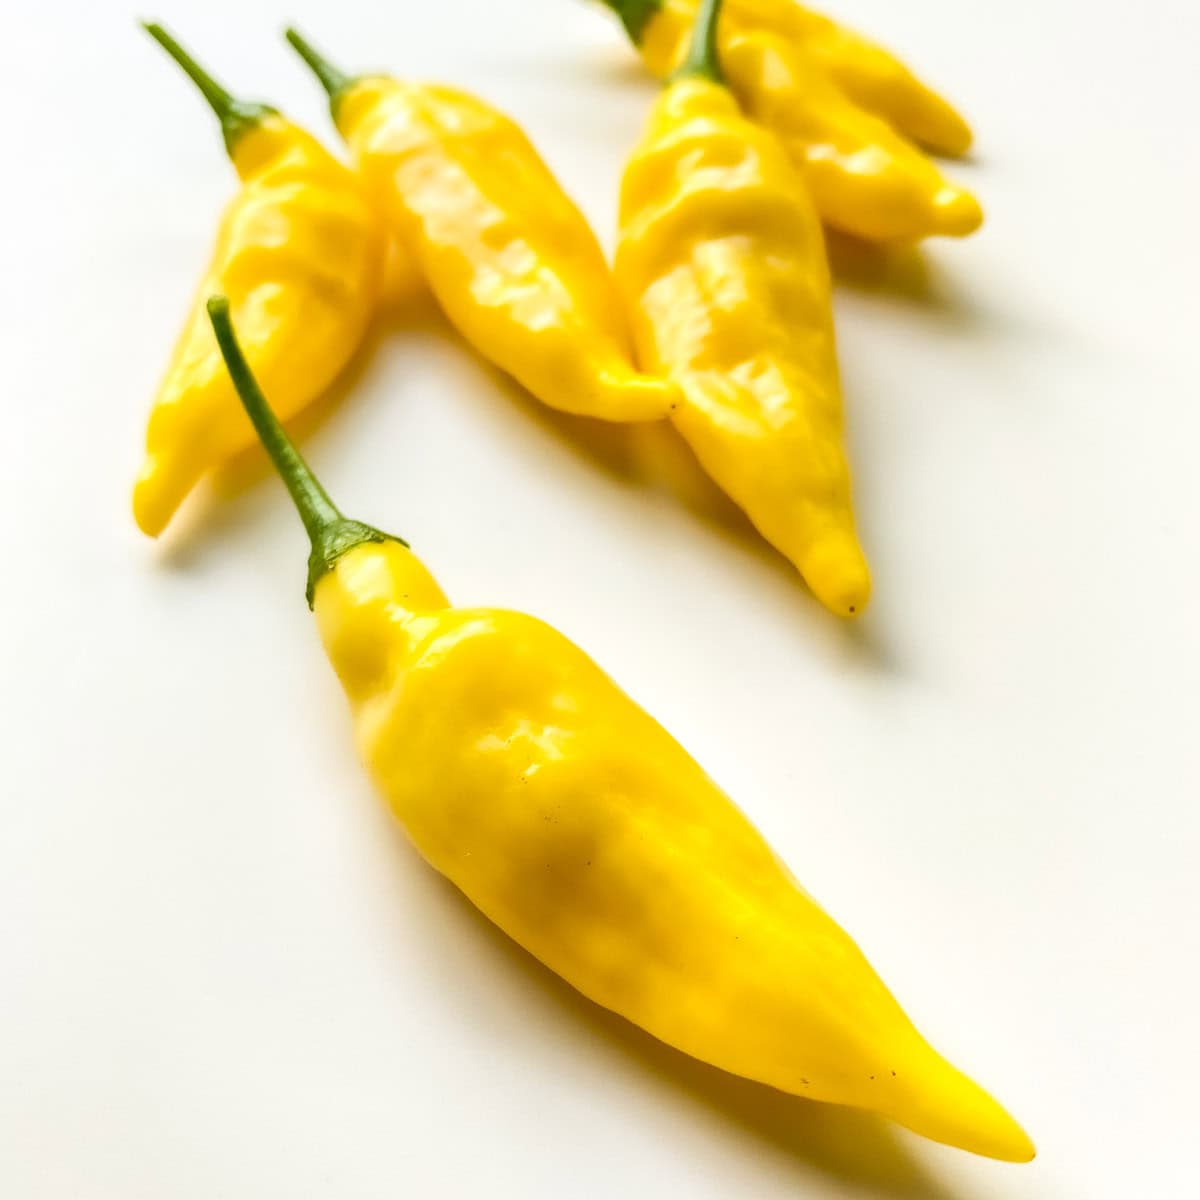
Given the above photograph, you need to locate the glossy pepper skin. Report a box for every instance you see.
[597,0,982,242]
[284,29,677,423]
[615,0,869,615]
[204,292,1034,1163]
[132,24,389,538]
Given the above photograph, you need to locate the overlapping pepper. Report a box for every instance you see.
[596,0,981,241]
[284,29,678,423]
[615,0,870,615]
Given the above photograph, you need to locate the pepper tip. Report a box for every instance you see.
[800,532,871,618]
[133,456,181,539]
[931,186,984,238]
[882,1039,1036,1162]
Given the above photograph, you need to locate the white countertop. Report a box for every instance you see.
[2,1,1197,1196]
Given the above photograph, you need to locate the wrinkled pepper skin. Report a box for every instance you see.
[134,120,386,537]
[616,78,870,616]
[693,0,973,155]
[207,294,1034,1164]
[288,32,677,422]
[721,30,981,241]
[600,0,981,241]
[314,539,1031,1161]
[133,29,389,538]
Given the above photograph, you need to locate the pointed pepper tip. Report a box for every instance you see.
[800,531,872,618]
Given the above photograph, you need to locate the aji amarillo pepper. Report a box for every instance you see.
[284,28,678,423]
[615,0,869,616]
[596,0,982,242]
[203,291,1034,1163]
[132,23,389,538]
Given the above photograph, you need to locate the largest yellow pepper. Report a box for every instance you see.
[203,292,1034,1163]
[284,28,677,424]
[596,0,982,242]
[132,24,388,538]
[615,0,869,615]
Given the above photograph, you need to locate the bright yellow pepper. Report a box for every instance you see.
[132,24,390,538]
[615,0,869,616]
[597,0,982,241]
[203,291,1034,1163]
[284,28,677,423]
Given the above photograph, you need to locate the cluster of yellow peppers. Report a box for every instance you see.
[135,2,1033,1166]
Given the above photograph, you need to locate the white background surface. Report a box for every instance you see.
[2,1,1197,1196]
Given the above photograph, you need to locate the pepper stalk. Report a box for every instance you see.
[597,0,663,46]
[142,22,277,155]
[284,28,359,118]
[668,0,726,85]
[205,296,403,606]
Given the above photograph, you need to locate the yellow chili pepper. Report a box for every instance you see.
[132,23,389,538]
[615,0,869,616]
[203,291,1034,1163]
[283,28,677,424]
[596,0,982,241]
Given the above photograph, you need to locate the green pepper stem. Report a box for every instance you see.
[669,0,725,86]
[205,296,401,606]
[142,21,275,155]
[284,27,355,115]
[596,0,663,46]
[206,296,340,542]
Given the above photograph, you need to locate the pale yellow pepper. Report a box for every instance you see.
[598,0,982,241]
[133,24,390,538]
[203,292,1034,1163]
[285,28,678,423]
[615,0,869,615]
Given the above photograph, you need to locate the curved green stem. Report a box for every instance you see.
[205,296,403,606]
[142,22,275,155]
[284,27,356,117]
[596,0,663,46]
[669,0,725,86]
